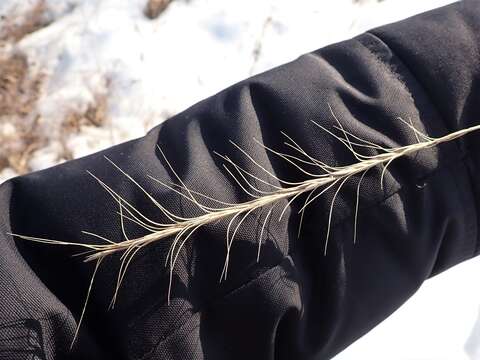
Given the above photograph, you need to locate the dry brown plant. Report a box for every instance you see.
[0,0,50,45]
[0,53,44,173]
[144,0,174,20]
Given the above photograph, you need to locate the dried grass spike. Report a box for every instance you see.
[9,113,480,348]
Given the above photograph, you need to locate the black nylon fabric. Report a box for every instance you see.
[1,1,479,359]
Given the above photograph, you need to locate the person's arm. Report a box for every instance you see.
[0,1,478,359]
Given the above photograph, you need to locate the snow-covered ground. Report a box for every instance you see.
[2,0,480,359]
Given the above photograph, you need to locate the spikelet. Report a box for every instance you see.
[10,107,480,346]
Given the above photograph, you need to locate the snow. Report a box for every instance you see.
[2,0,479,359]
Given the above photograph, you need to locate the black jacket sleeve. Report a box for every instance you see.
[0,1,479,359]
